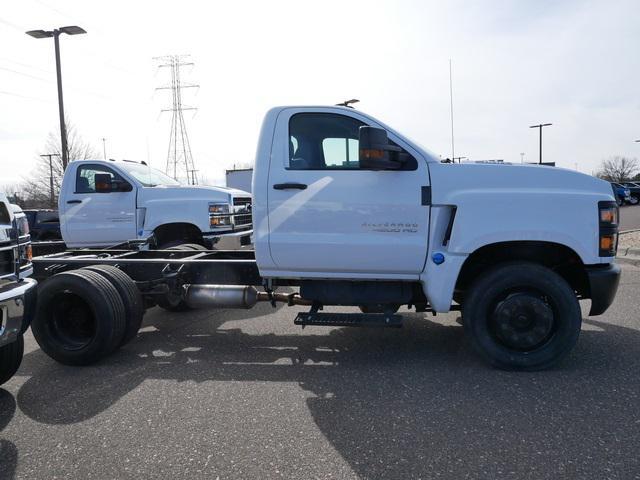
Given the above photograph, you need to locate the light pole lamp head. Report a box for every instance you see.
[26,26,86,39]
[26,29,54,39]
[59,26,87,35]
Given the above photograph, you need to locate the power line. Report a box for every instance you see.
[0,89,54,103]
[0,64,111,100]
[0,56,54,75]
[155,55,199,185]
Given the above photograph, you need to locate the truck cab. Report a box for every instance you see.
[250,106,621,369]
[58,160,252,249]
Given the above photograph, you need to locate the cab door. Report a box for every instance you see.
[61,163,136,246]
[267,109,430,277]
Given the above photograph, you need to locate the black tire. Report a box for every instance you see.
[616,197,623,207]
[629,195,639,206]
[462,262,582,371]
[82,265,144,346]
[31,269,127,366]
[157,243,205,312]
[0,336,24,385]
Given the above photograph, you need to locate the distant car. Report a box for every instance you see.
[23,209,61,241]
[620,182,640,205]
[611,183,631,206]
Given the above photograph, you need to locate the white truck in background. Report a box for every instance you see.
[31,105,621,371]
[57,160,252,249]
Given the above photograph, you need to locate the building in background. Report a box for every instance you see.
[226,168,253,193]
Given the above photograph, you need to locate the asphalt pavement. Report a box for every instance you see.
[620,205,640,231]
[1,265,640,479]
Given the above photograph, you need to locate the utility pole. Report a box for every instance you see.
[40,153,61,207]
[102,138,107,160]
[529,123,552,164]
[26,26,87,170]
[155,55,199,185]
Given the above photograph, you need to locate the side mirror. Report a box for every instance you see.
[95,173,112,193]
[113,180,133,192]
[358,127,403,170]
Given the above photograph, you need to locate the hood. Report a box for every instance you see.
[139,184,251,203]
[429,162,613,204]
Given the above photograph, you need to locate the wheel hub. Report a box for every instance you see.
[491,292,554,350]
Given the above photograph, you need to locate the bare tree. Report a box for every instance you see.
[21,121,99,208]
[595,156,639,183]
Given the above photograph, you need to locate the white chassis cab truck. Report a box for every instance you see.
[58,160,252,250]
[30,106,620,371]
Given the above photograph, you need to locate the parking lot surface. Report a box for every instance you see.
[620,205,640,231]
[0,265,639,479]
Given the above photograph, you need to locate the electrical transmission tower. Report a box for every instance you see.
[155,55,199,184]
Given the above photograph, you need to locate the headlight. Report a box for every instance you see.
[599,206,618,225]
[209,203,230,214]
[210,216,231,227]
[209,203,231,228]
[598,201,619,257]
[16,216,29,236]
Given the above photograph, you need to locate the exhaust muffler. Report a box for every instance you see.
[183,284,312,309]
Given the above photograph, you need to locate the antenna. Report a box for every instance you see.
[449,59,455,161]
[155,55,199,185]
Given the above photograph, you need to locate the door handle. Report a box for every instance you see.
[66,200,82,204]
[273,183,307,190]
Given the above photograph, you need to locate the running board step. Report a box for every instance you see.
[294,312,403,328]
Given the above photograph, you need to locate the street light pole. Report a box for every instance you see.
[52,31,69,169]
[26,26,87,170]
[529,123,552,164]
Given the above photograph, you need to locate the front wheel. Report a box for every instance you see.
[628,195,639,206]
[0,335,24,385]
[462,262,582,371]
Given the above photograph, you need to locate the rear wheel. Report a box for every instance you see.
[31,269,127,365]
[0,335,24,385]
[82,265,144,346]
[462,262,582,371]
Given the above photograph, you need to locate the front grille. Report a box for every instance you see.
[234,213,252,227]
[0,248,13,276]
[232,197,252,229]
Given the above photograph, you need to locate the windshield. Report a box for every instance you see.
[119,163,181,187]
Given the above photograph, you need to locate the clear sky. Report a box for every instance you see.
[1,0,638,186]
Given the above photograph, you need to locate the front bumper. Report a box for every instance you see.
[203,229,253,250]
[586,263,621,316]
[0,278,37,347]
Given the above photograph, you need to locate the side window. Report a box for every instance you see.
[288,113,417,170]
[289,113,364,170]
[75,164,125,193]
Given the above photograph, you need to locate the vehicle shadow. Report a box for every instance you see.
[14,305,640,479]
[0,389,18,479]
